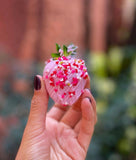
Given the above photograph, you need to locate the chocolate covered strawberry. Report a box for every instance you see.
[43,44,88,106]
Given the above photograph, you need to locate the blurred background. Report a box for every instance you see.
[0,0,136,159]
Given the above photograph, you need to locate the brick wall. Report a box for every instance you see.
[41,0,85,60]
[0,0,26,55]
[0,0,131,61]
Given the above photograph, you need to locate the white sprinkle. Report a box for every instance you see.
[46,69,49,72]
[77,76,81,80]
[70,84,72,87]
[65,102,68,105]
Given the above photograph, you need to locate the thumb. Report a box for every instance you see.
[27,75,49,132]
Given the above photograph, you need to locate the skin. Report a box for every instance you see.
[16,75,97,160]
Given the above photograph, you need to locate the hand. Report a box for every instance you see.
[16,75,97,160]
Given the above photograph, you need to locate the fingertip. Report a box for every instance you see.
[29,75,49,128]
[84,76,91,89]
[81,98,93,121]
[34,75,41,91]
[83,88,91,95]
[78,97,95,151]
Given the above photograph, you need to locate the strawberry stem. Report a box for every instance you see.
[51,43,78,58]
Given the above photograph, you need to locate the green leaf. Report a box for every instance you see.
[51,53,60,58]
[63,45,68,56]
[56,43,61,52]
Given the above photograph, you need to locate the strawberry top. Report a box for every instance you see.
[51,43,78,58]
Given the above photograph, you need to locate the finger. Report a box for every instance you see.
[74,119,81,134]
[58,77,91,127]
[47,104,69,121]
[74,89,97,133]
[82,89,97,124]
[27,75,49,131]
[60,107,81,128]
[77,98,95,152]
[85,76,91,89]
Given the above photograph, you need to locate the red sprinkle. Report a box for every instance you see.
[69,91,75,98]
[62,56,68,60]
[61,92,67,98]
[83,74,88,79]
[56,61,59,64]
[72,77,78,86]
[80,65,84,70]
[45,75,48,79]
[54,88,58,92]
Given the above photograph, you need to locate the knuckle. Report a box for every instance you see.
[31,96,40,107]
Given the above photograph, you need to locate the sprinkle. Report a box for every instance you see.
[56,61,59,64]
[73,62,79,68]
[58,57,62,61]
[71,69,76,73]
[83,73,88,79]
[64,70,68,75]
[63,75,67,81]
[54,88,58,92]
[46,69,49,72]
[60,82,66,89]
[78,60,81,63]
[56,81,59,86]
[80,71,85,77]
[50,82,55,86]
[45,75,48,79]
[57,71,64,78]
[51,70,57,76]
[60,78,64,82]
[49,77,54,82]
[47,59,51,63]
[81,90,84,94]
[72,77,79,86]
[62,64,67,69]
[60,61,63,65]
[65,80,71,86]
[61,92,66,98]
[80,65,84,70]
[75,69,78,73]
[56,81,66,89]
[64,102,68,106]
[69,91,75,98]
[77,76,81,80]
[62,56,69,60]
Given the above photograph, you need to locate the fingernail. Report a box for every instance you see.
[86,97,92,104]
[34,76,41,90]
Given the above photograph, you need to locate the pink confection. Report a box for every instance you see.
[43,56,88,106]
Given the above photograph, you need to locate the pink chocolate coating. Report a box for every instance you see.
[43,56,88,106]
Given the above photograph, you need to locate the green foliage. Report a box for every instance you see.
[86,46,136,160]
[51,52,61,58]
[56,43,61,52]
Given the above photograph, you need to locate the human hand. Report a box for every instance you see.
[16,75,97,160]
